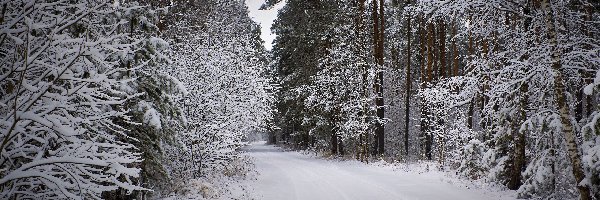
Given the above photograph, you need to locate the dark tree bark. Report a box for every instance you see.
[480,38,489,113]
[404,0,411,156]
[372,0,385,156]
[451,19,458,77]
[419,16,426,85]
[421,21,434,160]
[354,0,369,162]
[427,22,434,82]
[377,0,385,156]
[438,19,446,78]
[467,13,475,129]
[508,83,528,190]
[418,16,428,159]
[331,121,338,155]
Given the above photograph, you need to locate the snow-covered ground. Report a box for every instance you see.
[245,142,517,200]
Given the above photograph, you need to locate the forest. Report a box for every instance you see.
[0,0,599,200]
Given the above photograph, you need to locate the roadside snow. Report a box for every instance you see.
[159,156,259,200]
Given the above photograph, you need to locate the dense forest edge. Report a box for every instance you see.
[267,0,600,199]
[0,0,599,200]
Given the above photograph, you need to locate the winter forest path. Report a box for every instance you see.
[244,142,514,200]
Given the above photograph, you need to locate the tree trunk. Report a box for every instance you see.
[422,21,434,160]
[437,19,447,165]
[451,19,458,77]
[431,22,438,80]
[331,122,338,155]
[582,3,594,120]
[377,0,385,156]
[541,0,591,199]
[404,1,411,156]
[419,16,426,85]
[354,0,369,162]
[418,16,427,160]
[508,83,528,190]
[481,38,489,112]
[427,22,433,82]
[467,99,474,129]
[438,19,446,79]
[467,13,474,129]
[372,0,385,156]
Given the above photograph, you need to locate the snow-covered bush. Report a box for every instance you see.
[517,115,562,198]
[518,151,558,198]
[457,139,487,180]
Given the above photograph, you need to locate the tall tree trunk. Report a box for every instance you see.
[377,0,386,156]
[422,21,434,160]
[541,1,591,199]
[331,116,338,155]
[431,22,438,80]
[404,1,411,156]
[372,0,385,156]
[418,15,427,160]
[419,16,426,85]
[481,38,489,111]
[467,99,474,129]
[583,3,594,120]
[467,13,474,129]
[438,18,448,165]
[427,22,434,83]
[371,0,379,155]
[451,19,458,77]
[438,19,446,78]
[355,0,369,162]
[339,139,345,156]
[508,83,528,190]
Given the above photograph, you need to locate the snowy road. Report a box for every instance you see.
[245,142,514,200]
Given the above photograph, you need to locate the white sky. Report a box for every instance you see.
[245,0,286,50]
